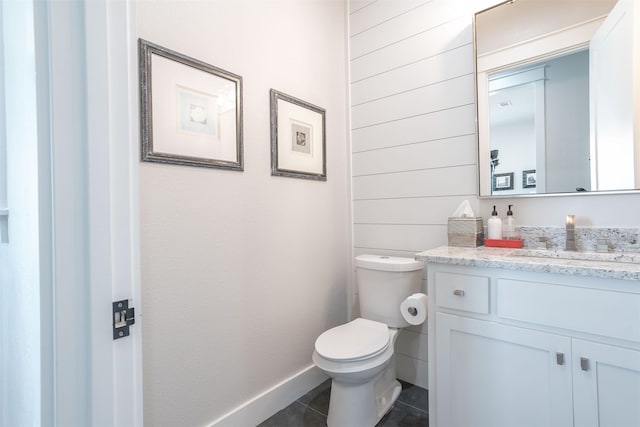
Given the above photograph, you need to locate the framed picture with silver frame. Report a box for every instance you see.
[270,89,326,181]
[522,169,537,188]
[493,172,514,191]
[139,39,243,170]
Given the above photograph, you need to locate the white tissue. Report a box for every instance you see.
[400,293,428,325]
[451,200,475,217]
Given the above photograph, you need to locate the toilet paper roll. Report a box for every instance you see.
[400,293,428,325]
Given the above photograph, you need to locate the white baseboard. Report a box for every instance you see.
[209,364,328,427]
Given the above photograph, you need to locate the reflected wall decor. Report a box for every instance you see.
[523,169,537,189]
[139,39,243,170]
[493,172,514,191]
[270,89,326,181]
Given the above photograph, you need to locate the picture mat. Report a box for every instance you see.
[276,98,324,174]
[493,172,514,191]
[151,54,238,162]
[496,175,510,187]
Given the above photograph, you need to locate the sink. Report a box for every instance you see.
[509,249,640,264]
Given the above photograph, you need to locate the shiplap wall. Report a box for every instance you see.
[348,0,494,388]
[348,0,640,390]
[350,0,481,261]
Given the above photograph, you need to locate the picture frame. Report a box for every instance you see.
[139,39,243,170]
[493,172,514,191]
[522,169,537,188]
[270,89,326,181]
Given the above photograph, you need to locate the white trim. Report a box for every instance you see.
[209,365,328,427]
[0,1,6,218]
[84,0,142,425]
[477,17,604,73]
[38,0,142,424]
[634,0,640,189]
[85,0,116,422]
[489,66,546,92]
[533,79,547,193]
[46,0,93,423]
[32,0,54,423]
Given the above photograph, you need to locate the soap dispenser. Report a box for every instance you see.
[504,204,517,239]
[487,205,502,239]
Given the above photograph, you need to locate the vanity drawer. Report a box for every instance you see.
[435,272,490,314]
[497,279,640,343]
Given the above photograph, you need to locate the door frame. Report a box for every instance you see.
[38,0,143,424]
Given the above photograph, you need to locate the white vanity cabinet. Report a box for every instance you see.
[426,263,640,427]
[435,313,574,427]
[572,339,640,427]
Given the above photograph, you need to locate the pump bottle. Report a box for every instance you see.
[487,205,502,239]
[503,204,517,239]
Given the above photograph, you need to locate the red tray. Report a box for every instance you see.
[484,238,523,248]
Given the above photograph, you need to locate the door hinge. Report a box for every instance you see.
[113,299,135,340]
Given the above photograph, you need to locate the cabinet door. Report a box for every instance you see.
[435,313,573,427]
[573,339,640,427]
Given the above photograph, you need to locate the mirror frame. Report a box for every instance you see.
[473,0,640,198]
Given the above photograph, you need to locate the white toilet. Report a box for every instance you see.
[312,254,425,427]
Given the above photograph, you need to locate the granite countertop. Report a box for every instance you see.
[416,246,640,281]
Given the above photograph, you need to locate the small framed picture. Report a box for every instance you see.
[139,39,243,170]
[493,172,514,191]
[522,169,537,188]
[270,89,326,181]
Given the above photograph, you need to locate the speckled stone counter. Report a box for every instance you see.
[416,246,640,282]
[517,226,640,252]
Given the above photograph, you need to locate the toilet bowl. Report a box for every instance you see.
[312,255,425,427]
[313,318,402,427]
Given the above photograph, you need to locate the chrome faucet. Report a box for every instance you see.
[566,215,576,251]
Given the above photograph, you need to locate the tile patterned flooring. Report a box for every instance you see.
[257,379,429,426]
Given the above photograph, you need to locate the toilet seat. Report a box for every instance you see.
[315,318,390,362]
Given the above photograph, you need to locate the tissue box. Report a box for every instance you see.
[447,217,484,247]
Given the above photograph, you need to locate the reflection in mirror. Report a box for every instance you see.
[475,0,639,197]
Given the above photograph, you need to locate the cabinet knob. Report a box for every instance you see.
[556,352,565,365]
[580,357,590,371]
[453,289,465,296]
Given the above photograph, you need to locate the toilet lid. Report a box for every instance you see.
[315,318,390,362]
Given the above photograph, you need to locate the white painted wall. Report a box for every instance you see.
[0,1,41,425]
[476,0,616,55]
[137,1,350,425]
[491,118,536,196]
[348,0,640,390]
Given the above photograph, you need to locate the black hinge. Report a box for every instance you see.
[113,299,135,340]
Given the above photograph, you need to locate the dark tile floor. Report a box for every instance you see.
[257,379,429,427]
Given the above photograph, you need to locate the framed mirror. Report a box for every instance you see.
[475,0,639,197]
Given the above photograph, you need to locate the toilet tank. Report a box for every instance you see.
[355,255,424,328]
